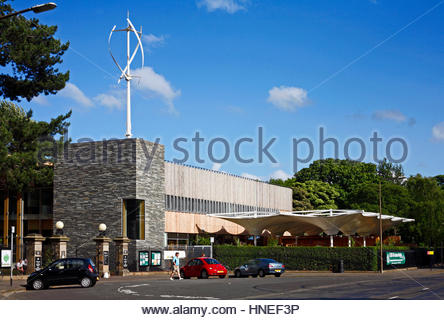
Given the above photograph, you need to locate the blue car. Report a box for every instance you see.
[234,258,285,278]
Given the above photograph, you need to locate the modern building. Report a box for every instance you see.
[1,138,413,270]
[1,138,292,268]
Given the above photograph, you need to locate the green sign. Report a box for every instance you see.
[139,251,149,267]
[1,249,12,267]
[386,252,406,265]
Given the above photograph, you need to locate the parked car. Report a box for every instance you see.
[27,258,99,290]
[234,258,285,278]
[180,257,227,279]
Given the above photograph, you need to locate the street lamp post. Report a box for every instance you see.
[0,2,57,20]
[379,178,383,274]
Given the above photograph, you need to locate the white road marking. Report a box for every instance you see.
[388,296,399,300]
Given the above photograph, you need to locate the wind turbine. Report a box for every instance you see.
[108,12,144,138]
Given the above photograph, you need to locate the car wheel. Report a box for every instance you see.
[80,277,92,288]
[200,270,209,279]
[274,273,281,277]
[258,269,265,278]
[219,275,226,279]
[32,279,44,290]
[235,270,241,278]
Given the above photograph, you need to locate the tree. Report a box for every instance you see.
[345,182,410,217]
[434,175,444,189]
[270,178,340,210]
[0,0,69,101]
[0,101,71,193]
[402,175,444,246]
[293,181,340,210]
[377,158,405,184]
[293,159,379,192]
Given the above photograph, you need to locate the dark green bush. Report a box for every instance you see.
[214,245,379,271]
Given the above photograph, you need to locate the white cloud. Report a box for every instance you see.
[132,66,181,114]
[197,0,247,14]
[59,83,93,107]
[93,93,123,110]
[241,173,262,181]
[267,86,308,111]
[142,34,166,50]
[372,109,407,123]
[32,95,49,106]
[212,163,222,171]
[432,122,444,141]
[270,169,292,181]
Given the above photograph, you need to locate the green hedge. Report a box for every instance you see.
[214,245,379,271]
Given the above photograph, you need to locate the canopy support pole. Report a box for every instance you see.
[330,235,333,248]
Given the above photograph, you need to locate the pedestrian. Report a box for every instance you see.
[23,258,28,274]
[170,252,182,280]
[16,259,24,274]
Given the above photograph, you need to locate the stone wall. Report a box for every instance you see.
[53,138,165,271]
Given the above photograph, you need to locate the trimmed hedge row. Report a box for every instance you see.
[213,245,380,271]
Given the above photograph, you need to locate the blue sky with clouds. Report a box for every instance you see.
[11,0,444,180]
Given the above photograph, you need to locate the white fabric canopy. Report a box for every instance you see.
[209,209,414,236]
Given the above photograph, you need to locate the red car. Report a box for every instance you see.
[180,257,227,279]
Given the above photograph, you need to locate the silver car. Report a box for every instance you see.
[234,258,285,278]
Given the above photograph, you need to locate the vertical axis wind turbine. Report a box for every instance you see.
[109,13,144,138]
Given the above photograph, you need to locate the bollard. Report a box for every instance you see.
[338,259,344,273]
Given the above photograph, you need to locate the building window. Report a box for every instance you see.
[123,199,145,240]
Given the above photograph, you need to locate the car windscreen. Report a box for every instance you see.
[203,258,220,265]
[259,259,277,263]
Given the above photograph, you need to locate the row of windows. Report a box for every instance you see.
[165,194,279,215]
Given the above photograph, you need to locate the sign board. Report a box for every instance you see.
[163,250,186,260]
[151,251,162,266]
[139,251,149,267]
[123,255,128,269]
[427,251,434,256]
[1,250,12,267]
[386,252,406,265]
[210,237,215,244]
[35,256,42,271]
[103,251,109,266]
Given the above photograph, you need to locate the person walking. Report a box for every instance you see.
[23,258,28,274]
[170,252,182,280]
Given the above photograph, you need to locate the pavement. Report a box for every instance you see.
[2,268,444,300]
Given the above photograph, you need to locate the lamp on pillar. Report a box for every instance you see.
[55,221,64,235]
[49,221,69,260]
[99,223,107,237]
[94,224,111,278]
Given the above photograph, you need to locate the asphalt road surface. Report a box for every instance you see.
[4,269,444,300]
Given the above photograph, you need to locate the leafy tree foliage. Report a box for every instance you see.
[0,101,71,193]
[0,0,69,101]
[293,158,378,193]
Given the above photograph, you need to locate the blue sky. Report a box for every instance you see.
[11,0,444,179]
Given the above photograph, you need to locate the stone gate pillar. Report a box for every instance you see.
[24,234,45,274]
[94,235,112,277]
[114,236,130,276]
[48,234,70,260]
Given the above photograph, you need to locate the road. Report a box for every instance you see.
[3,269,444,300]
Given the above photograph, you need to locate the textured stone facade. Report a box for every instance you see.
[53,138,165,271]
